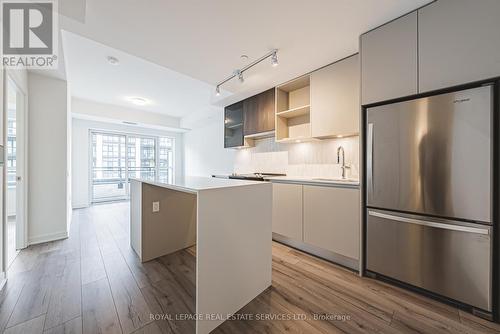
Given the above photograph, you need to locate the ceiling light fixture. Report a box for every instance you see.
[214,49,278,95]
[107,56,120,65]
[271,50,278,67]
[235,69,244,83]
[127,97,149,106]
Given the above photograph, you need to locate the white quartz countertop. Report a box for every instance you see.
[131,176,267,193]
[264,176,360,188]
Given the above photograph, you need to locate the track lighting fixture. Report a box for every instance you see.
[214,49,278,96]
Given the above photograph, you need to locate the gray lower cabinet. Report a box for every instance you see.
[360,11,418,105]
[272,183,302,240]
[418,0,500,92]
[303,185,360,261]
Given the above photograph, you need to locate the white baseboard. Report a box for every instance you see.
[28,231,68,245]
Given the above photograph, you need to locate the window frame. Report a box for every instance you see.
[89,129,175,203]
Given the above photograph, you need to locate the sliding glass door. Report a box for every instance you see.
[91,132,127,202]
[91,131,175,203]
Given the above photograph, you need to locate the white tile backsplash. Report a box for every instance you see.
[234,136,360,179]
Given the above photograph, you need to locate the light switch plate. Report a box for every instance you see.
[152,201,160,213]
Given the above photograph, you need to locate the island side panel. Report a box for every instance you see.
[130,179,142,259]
[196,183,272,334]
[141,183,197,262]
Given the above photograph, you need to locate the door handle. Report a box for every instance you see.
[367,123,374,196]
[368,211,490,235]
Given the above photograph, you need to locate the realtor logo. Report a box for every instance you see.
[1,0,58,69]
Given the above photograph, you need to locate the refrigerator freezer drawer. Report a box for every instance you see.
[366,210,492,311]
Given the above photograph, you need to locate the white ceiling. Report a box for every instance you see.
[61,0,432,118]
[62,31,218,117]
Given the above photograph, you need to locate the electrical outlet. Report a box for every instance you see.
[152,201,160,213]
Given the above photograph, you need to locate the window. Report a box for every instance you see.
[91,131,175,203]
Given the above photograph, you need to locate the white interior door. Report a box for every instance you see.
[6,77,27,261]
[14,80,26,250]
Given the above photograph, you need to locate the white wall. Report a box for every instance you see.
[72,117,184,208]
[28,73,69,244]
[183,110,235,177]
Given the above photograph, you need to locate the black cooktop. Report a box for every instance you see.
[228,172,286,181]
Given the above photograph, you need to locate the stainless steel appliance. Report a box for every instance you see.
[366,85,493,314]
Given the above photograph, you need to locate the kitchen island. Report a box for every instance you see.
[130,177,272,334]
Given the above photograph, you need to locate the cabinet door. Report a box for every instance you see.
[224,102,244,148]
[272,183,302,240]
[303,186,359,260]
[244,88,275,136]
[360,12,417,105]
[419,0,500,92]
[311,54,359,138]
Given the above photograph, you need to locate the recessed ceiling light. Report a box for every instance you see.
[240,55,249,61]
[107,56,119,65]
[127,97,149,106]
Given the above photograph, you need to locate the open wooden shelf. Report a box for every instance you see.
[276,105,310,118]
[275,75,312,142]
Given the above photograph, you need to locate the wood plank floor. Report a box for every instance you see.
[0,202,498,334]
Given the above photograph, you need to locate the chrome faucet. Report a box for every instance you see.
[337,146,350,179]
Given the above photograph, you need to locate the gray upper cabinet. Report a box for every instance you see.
[311,54,360,138]
[361,12,418,105]
[419,0,500,92]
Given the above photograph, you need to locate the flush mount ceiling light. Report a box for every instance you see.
[127,96,149,106]
[214,49,278,95]
[107,56,120,65]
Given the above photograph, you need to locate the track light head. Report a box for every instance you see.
[234,69,244,83]
[215,85,220,96]
[271,50,278,67]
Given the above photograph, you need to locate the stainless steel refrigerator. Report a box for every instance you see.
[366,85,493,314]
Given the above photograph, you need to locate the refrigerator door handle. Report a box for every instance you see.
[367,123,374,197]
[368,211,490,235]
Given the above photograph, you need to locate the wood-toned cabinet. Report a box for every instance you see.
[272,183,302,240]
[418,0,500,92]
[224,88,275,148]
[311,54,360,138]
[244,88,275,136]
[360,11,418,105]
[303,185,360,260]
